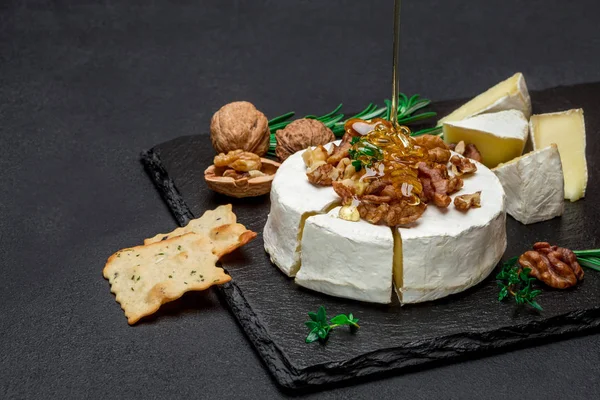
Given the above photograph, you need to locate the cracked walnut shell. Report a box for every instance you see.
[210,101,270,156]
[204,157,280,198]
[275,118,336,161]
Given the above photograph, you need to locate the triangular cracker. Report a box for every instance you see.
[103,233,231,325]
[144,204,256,257]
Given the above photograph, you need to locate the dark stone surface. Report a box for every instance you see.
[2,0,600,398]
[143,83,600,390]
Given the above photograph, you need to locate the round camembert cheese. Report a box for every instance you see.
[264,145,507,304]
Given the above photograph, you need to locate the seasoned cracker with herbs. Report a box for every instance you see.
[104,233,231,325]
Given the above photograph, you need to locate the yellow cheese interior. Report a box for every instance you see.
[439,73,523,124]
[392,228,403,303]
[531,109,587,201]
[443,124,526,168]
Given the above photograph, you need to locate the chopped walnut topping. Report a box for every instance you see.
[454,191,481,211]
[453,141,466,155]
[428,147,451,164]
[334,157,358,179]
[417,162,462,208]
[464,144,482,162]
[302,145,329,169]
[327,133,354,164]
[307,164,340,186]
[450,155,478,176]
[358,199,426,226]
[518,242,584,289]
[332,180,355,204]
[449,142,482,163]
[414,134,449,150]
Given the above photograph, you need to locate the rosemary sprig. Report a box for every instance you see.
[304,306,359,343]
[267,93,439,156]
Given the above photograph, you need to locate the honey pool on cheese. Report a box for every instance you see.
[264,145,507,305]
[530,109,588,202]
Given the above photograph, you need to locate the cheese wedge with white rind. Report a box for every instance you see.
[530,109,588,202]
[443,110,529,168]
[263,144,340,277]
[295,207,394,304]
[397,156,506,303]
[439,72,531,124]
[493,145,564,224]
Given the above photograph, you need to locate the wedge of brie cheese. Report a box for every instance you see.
[439,72,531,124]
[295,207,394,304]
[493,145,564,224]
[263,144,340,277]
[443,110,529,168]
[396,157,506,303]
[530,109,588,202]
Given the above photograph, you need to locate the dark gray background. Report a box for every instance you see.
[1,0,599,399]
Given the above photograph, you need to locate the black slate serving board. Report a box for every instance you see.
[142,83,600,391]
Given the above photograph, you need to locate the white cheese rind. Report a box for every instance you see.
[444,110,529,141]
[397,157,507,303]
[295,208,393,304]
[493,145,564,224]
[483,73,531,118]
[263,145,340,277]
[443,110,529,168]
[439,72,531,124]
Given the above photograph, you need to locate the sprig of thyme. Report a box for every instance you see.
[496,257,543,311]
[267,94,441,156]
[304,306,359,343]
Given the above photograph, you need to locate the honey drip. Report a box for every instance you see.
[346,118,425,205]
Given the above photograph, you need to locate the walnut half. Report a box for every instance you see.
[518,242,584,289]
[454,191,481,211]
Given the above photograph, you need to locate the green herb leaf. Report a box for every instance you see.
[329,315,350,326]
[498,286,508,301]
[307,311,319,322]
[304,321,319,330]
[316,306,327,323]
[317,327,329,339]
[304,306,359,344]
[305,330,320,343]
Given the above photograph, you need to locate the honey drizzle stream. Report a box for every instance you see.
[345,0,426,206]
[390,0,402,129]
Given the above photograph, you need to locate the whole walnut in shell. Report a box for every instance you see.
[275,118,336,161]
[210,101,270,156]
